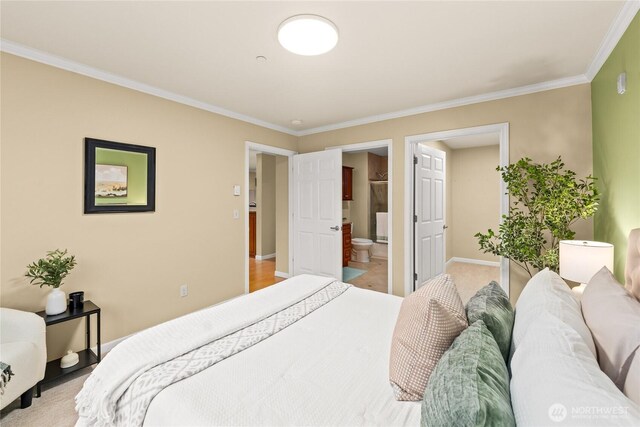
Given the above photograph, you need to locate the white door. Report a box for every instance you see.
[414,144,446,290]
[293,149,342,279]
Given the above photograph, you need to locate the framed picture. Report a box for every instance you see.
[84,138,156,213]
[95,164,128,198]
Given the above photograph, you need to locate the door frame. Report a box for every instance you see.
[325,139,393,295]
[244,141,297,294]
[404,123,510,297]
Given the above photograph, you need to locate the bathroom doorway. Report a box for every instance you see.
[327,139,393,294]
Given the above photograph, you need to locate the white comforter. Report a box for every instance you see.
[143,284,421,426]
[76,274,338,426]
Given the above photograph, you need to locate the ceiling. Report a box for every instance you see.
[0,1,630,135]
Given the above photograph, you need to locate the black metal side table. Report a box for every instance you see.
[35,300,101,396]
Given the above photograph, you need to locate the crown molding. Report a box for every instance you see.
[0,39,300,136]
[298,74,589,136]
[585,0,640,81]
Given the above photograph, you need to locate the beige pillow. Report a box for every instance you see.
[625,228,640,302]
[582,267,640,389]
[389,274,467,401]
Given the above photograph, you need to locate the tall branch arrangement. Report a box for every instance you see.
[475,157,599,277]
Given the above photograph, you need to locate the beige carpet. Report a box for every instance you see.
[446,261,501,304]
[0,367,91,427]
[1,262,497,426]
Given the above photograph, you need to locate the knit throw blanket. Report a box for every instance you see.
[76,274,348,427]
[0,362,13,395]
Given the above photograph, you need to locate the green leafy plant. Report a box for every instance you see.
[25,249,77,288]
[475,157,599,277]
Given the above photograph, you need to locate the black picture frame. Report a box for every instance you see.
[84,138,156,214]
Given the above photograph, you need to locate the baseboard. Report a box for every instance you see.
[255,253,276,260]
[274,271,290,279]
[446,257,500,268]
[90,333,131,356]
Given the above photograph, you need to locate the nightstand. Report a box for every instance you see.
[35,300,101,396]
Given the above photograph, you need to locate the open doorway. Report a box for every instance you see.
[405,124,509,301]
[326,139,393,294]
[244,142,295,294]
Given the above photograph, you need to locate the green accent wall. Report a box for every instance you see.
[95,147,148,205]
[592,12,640,281]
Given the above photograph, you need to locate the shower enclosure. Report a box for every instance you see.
[369,181,388,242]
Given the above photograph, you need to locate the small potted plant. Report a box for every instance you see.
[26,249,77,315]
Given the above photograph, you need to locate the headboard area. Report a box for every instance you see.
[625,228,640,301]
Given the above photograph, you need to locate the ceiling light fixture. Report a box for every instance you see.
[291,119,304,126]
[278,15,338,56]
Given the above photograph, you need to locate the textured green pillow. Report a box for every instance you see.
[421,321,515,427]
[466,281,514,362]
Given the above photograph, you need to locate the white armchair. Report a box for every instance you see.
[0,308,46,409]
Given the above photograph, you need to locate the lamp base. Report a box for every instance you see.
[571,283,587,297]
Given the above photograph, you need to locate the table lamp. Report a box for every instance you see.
[559,240,614,295]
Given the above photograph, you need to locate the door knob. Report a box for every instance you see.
[330,225,341,231]
[443,225,449,230]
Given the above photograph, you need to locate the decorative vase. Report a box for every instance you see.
[46,288,67,315]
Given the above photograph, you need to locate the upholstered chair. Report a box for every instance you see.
[0,308,46,409]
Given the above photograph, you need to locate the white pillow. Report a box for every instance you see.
[625,352,640,406]
[510,312,640,426]
[511,268,596,358]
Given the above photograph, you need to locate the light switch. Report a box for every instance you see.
[233,185,241,196]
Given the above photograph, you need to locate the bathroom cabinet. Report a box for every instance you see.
[342,223,352,267]
[342,166,354,201]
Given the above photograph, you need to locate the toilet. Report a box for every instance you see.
[351,238,374,263]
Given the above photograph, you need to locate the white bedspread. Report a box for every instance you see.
[76,274,336,426]
[144,285,421,426]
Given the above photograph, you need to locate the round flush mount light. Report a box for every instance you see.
[278,15,339,56]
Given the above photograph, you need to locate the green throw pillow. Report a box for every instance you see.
[421,320,515,427]
[466,281,514,362]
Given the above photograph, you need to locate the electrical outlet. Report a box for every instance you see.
[233,209,239,219]
[180,284,188,297]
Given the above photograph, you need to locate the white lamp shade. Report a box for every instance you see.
[559,240,614,284]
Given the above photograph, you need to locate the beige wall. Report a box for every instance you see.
[342,152,370,238]
[256,153,276,256]
[299,84,594,303]
[249,172,256,190]
[275,156,289,274]
[1,53,595,357]
[450,145,500,262]
[0,53,297,359]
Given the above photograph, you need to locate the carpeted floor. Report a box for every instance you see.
[0,261,499,426]
[0,367,92,426]
[446,261,501,304]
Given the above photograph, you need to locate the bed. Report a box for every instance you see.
[76,231,640,426]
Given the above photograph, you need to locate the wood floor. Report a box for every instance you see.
[249,257,285,292]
